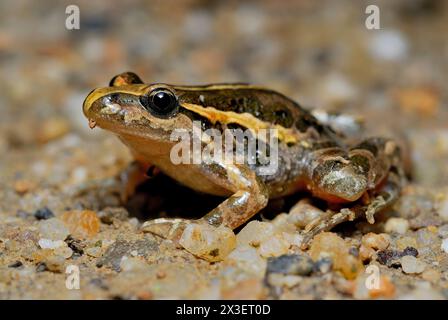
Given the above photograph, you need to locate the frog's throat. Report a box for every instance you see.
[181,102,298,145]
[83,85,150,117]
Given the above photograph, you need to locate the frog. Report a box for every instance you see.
[83,72,406,247]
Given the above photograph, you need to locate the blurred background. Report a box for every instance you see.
[0,0,447,190]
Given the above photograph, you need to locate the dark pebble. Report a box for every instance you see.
[36,262,48,272]
[8,261,23,268]
[377,249,402,267]
[266,254,314,276]
[33,207,55,220]
[377,247,419,267]
[65,236,84,255]
[402,246,419,257]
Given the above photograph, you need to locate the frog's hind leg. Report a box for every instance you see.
[302,137,405,248]
[301,172,402,248]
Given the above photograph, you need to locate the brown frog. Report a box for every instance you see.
[83,72,406,247]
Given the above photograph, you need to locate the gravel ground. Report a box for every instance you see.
[0,0,448,299]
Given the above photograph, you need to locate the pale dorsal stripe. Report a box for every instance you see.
[181,103,297,144]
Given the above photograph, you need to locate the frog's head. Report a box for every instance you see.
[83,72,196,143]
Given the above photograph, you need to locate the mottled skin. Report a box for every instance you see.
[83,72,406,246]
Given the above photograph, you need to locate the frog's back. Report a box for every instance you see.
[173,84,345,197]
[175,84,339,141]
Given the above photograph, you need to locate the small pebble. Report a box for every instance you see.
[384,218,409,234]
[441,238,448,254]
[402,246,419,257]
[14,180,34,195]
[280,232,303,247]
[360,246,375,262]
[396,236,418,251]
[86,247,102,258]
[44,255,65,273]
[54,246,73,259]
[258,236,290,258]
[8,261,23,268]
[227,245,267,277]
[119,256,147,272]
[38,218,70,241]
[401,256,426,274]
[33,207,55,220]
[287,199,327,228]
[361,233,390,251]
[62,210,100,239]
[236,221,275,247]
[36,262,48,272]
[265,274,302,289]
[309,232,363,280]
[180,223,236,262]
[38,239,65,249]
[266,254,314,276]
[65,236,84,255]
[369,30,408,61]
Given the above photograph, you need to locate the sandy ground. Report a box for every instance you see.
[0,0,448,299]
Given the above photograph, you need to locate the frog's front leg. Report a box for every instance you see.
[119,161,154,203]
[141,162,269,241]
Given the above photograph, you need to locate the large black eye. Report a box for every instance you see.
[140,89,178,117]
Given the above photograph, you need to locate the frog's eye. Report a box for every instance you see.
[141,89,178,118]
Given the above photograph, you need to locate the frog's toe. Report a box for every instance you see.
[141,218,189,242]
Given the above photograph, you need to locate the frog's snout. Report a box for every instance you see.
[82,88,98,117]
[82,87,113,118]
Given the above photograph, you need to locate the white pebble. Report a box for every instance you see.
[237,221,274,247]
[120,256,147,272]
[38,238,65,249]
[180,223,236,262]
[384,218,409,234]
[258,236,290,258]
[441,238,448,254]
[38,218,70,241]
[54,246,73,259]
[369,30,408,61]
[227,245,266,277]
[401,256,426,274]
